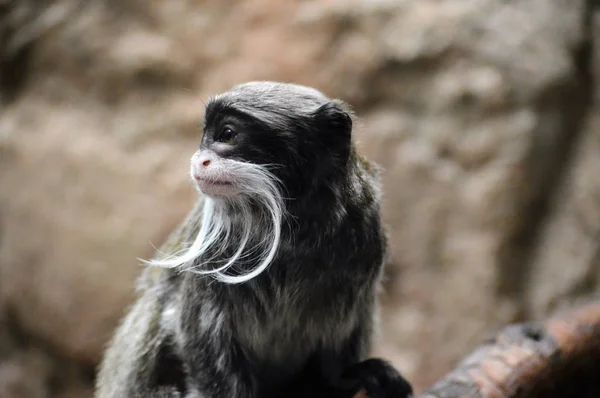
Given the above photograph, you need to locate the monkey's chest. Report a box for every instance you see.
[230,284,354,368]
[233,298,319,364]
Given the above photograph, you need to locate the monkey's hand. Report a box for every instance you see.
[338,358,413,398]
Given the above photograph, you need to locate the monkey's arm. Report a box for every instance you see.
[95,278,178,397]
[337,314,412,397]
[281,329,412,398]
[328,328,413,398]
[280,297,412,398]
[96,200,205,398]
[337,358,413,398]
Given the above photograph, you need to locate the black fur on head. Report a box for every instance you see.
[202,81,355,203]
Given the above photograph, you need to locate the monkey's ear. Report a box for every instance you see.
[313,100,353,158]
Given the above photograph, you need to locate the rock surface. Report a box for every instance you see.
[0,0,599,395]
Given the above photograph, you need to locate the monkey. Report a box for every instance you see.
[95,81,413,398]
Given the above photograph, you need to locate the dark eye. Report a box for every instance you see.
[217,127,237,143]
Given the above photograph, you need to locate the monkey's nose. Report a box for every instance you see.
[193,150,215,169]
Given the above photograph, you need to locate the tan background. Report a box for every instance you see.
[1,1,599,396]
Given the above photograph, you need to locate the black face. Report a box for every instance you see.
[200,103,287,167]
[200,97,353,201]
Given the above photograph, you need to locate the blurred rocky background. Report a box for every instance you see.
[0,0,599,396]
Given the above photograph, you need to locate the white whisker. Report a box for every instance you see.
[143,160,284,284]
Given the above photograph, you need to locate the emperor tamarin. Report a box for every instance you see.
[96,82,413,398]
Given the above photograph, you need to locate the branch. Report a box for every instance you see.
[354,301,600,398]
[418,301,600,398]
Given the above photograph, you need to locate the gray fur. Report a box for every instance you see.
[96,82,398,398]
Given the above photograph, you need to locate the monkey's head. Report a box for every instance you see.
[190,81,353,201]
[151,82,355,283]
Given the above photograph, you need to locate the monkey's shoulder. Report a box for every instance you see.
[348,152,383,208]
